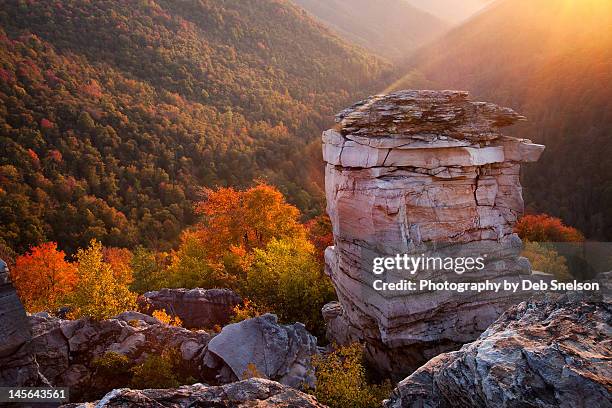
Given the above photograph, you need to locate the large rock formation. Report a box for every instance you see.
[0,259,30,359]
[0,260,48,386]
[138,288,242,329]
[24,311,211,401]
[384,290,612,408]
[203,314,318,389]
[322,90,545,377]
[63,378,327,408]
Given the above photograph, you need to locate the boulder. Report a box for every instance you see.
[384,291,612,408]
[62,378,327,408]
[322,90,545,377]
[138,288,242,329]
[203,314,318,389]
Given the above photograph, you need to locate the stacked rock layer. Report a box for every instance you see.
[322,90,545,377]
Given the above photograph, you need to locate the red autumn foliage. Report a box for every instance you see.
[10,242,78,312]
[515,214,584,242]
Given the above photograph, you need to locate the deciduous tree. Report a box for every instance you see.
[10,242,77,312]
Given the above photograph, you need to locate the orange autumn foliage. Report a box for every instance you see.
[103,247,134,284]
[515,214,584,243]
[11,242,77,312]
[195,183,305,261]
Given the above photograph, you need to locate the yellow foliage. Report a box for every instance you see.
[152,309,183,327]
[522,241,572,281]
[67,239,137,320]
[311,343,392,408]
[231,299,268,323]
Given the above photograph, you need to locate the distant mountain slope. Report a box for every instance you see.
[404,0,493,23]
[292,0,449,61]
[0,0,391,253]
[394,0,612,239]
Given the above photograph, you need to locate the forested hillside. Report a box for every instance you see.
[393,0,612,240]
[403,0,493,23]
[292,0,449,61]
[0,0,391,254]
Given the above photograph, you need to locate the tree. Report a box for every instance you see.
[515,214,584,242]
[130,247,168,293]
[103,247,133,284]
[241,236,335,335]
[68,240,136,320]
[10,242,77,312]
[166,230,236,289]
[195,183,305,261]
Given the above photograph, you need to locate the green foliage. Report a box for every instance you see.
[130,247,168,293]
[522,241,572,281]
[311,343,392,408]
[67,240,137,320]
[92,352,132,379]
[0,0,391,254]
[242,237,336,336]
[166,231,236,289]
[130,349,184,389]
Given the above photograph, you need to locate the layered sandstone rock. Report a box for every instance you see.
[322,90,545,377]
[63,378,327,408]
[384,290,612,408]
[203,314,318,389]
[138,288,242,329]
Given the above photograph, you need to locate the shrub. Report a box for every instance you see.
[152,309,183,327]
[311,343,392,408]
[92,351,132,379]
[230,299,269,323]
[130,349,182,389]
[522,241,572,281]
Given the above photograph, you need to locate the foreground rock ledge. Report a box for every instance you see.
[322,90,545,377]
[62,378,327,408]
[384,291,612,408]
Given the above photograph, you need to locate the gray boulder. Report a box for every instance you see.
[62,378,327,408]
[385,291,612,408]
[203,314,318,389]
[138,288,242,329]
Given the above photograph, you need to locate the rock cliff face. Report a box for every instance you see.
[138,288,242,329]
[0,260,30,359]
[322,90,545,377]
[22,311,211,401]
[384,291,612,408]
[62,378,327,408]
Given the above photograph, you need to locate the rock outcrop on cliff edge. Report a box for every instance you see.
[322,90,545,377]
[62,378,327,408]
[384,290,612,408]
[138,288,242,329]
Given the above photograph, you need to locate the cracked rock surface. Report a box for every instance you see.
[322,90,545,378]
[384,290,612,408]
